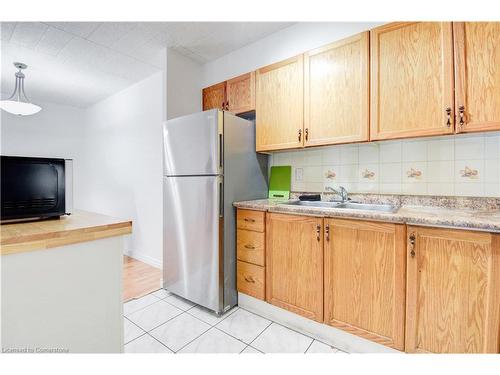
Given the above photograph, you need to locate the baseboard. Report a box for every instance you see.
[124,250,162,269]
[238,292,400,354]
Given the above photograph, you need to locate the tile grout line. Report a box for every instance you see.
[123,295,162,316]
[246,320,273,349]
[144,332,176,353]
[185,306,239,327]
[237,307,341,352]
[130,307,184,334]
[171,324,213,353]
[304,339,314,353]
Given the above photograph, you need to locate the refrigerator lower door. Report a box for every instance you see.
[163,175,223,312]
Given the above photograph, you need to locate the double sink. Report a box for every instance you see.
[282,200,397,213]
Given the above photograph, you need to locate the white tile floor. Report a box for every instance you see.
[123,289,346,354]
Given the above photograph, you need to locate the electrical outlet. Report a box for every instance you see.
[295,167,303,181]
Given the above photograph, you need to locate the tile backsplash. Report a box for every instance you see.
[270,132,500,197]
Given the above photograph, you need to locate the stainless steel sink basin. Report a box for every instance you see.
[340,202,397,213]
[282,200,397,213]
[284,201,345,208]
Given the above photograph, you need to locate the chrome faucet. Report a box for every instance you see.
[325,185,348,203]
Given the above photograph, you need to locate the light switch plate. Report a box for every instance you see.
[295,167,303,181]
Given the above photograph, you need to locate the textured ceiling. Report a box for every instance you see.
[0,22,293,107]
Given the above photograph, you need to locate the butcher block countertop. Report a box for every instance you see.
[1,210,132,255]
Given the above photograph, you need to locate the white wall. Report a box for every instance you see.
[79,72,165,267]
[0,99,87,207]
[202,22,383,87]
[166,48,202,119]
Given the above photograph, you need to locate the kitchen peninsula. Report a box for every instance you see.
[1,210,132,353]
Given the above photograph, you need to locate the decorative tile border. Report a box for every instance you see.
[271,132,500,197]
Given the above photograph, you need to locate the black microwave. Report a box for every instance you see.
[1,156,73,222]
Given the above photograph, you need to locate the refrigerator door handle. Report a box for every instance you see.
[218,133,223,170]
[219,179,224,217]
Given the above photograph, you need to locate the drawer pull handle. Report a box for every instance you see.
[244,244,255,250]
[325,224,330,241]
[244,218,255,223]
[244,276,255,283]
[316,224,321,241]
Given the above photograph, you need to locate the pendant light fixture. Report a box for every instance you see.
[0,62,42,116]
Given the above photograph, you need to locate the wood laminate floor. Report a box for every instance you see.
[123,256,162,302]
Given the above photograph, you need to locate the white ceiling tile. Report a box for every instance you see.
[35,26,74,56]
[58,37,110,67]
[0,22,16,42]
[87,22,136,47]
[100,51,160,81]
[128,40,166,69]
[110,24,160,54]
[9,22,48,48]
[48,22,101,38]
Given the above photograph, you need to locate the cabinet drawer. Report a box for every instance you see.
[237,261,265,300]
[237,209,265,232]
[237,229,265,266]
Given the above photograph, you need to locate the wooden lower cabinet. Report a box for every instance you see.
[266,213,323,322]
[323,219,406,350]
[405,226,500,353]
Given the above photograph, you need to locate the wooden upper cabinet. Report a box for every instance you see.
[324,219,406,350]
[266,213,323,322]
[202,82,226,111]
[304,32,369,146]
[226,72,255,114]
[256,55,304,152]
[406,226,500,353]
[370,22,455,140]
[454,22,500,133]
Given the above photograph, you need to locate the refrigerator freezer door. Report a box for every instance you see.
[163,175,223,312]
[163,109,222,176]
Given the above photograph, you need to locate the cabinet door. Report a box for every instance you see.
[256,55,304,152]
[266,213,323,322]
[454,22,500,133]
[406,226,500,353]
[304,32,369,146]
[324,219,406,350]
[226,72,255,114]
[202,82,226,111]
[370,22,454,140]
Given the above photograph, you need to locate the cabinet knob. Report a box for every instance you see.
[298,129,302,142]
[305,128,309,141]
[445,107,452,127]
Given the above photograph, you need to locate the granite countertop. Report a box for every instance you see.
[1,210,132,255]
[233,198,500,233]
